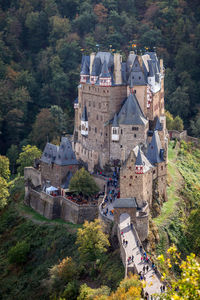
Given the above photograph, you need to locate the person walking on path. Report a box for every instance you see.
[146,265,149,272]
[132,255,134,262]
[143,265,146,273]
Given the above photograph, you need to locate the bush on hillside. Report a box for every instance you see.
[8,241,30,264]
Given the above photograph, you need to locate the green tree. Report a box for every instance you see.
[8,241,30,264]
[0,176,9,209]
[173,116,184,131]
[69,168,99,198]
[0,155,10,179]
[6,145,19,174]
[31,108,59,149]
[78,284,110,300]
[17,145,42,175]
[76,219,110,264]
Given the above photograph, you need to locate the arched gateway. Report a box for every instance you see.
[113,198,137,227]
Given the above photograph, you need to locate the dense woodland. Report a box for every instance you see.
[0,0,199,155]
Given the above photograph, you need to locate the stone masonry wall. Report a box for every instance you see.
[27,187,98,223]
[40,162,78,187]
[24,167,41,187]
[110,123,149,162]
[120,151,153,208]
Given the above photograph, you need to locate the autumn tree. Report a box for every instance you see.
[69,168,99,198]
[0,155,10,180]
[157,245,200,300]
[76,219,110,264]
[17,145,42,175]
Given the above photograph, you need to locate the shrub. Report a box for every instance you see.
[8,241,30,264]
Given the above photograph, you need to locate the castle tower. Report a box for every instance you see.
[135,148,144,174]
[80,56,90,84]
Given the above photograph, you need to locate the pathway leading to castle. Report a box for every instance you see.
[119,214,162,297]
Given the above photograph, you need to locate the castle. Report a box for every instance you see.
[73,51,168,237]
[24,50,168,241]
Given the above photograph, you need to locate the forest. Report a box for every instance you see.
[0,0,200,156]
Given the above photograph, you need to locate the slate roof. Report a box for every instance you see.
[117,93,148,125]
[61,171,73,189]
[41,137,78,166]
[133,146,153,173]
[81,105,88,122]
[100,60,111,78]
[148,60,155,77]
[74,97,78,104]
[80,56,90,75]
[155,117,163,131]
[91,57,101,76]
[112,113,119,127]
[113,198,137,208]
[135,148,143,166]
[147,130,163,164]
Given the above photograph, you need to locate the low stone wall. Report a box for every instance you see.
[27,188,98,223]
[92,174,107,192]
[24,167,41,187]
[169,130,200,146]
[60,197,98,224]
[136,213,149,241]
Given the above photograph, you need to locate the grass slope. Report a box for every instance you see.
[0,178,124,300]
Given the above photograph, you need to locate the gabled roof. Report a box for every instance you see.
[155,117,162,131]
[41,143,59,165]
[80,56,90,75]
[113,198,137,208]
[112,113,119,127]
[100,60,111,78]
[117,93,148,125]
[135,148,143,166]
[81,106,88,122]
[147,130,163,164]
[41,137,78,166]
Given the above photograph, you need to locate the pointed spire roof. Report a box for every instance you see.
[135,148,143,166]
[80,56,90,75]
[91,57,101,76]
[117,93,147,125]
[147,130,163,164]
[155,117,162,131]
[112,113,119,127]
[81,106,88,121]
[100,60,111,78]
[74,97,78,104]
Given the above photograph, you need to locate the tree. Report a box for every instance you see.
[0,155,10,179]
[8,241,30,264]
[69,168,99,198]
[17,145,42,175]
[31,108,59,149]
[78,284,110,300]
[0,176,9,209]
[157,246,200,299]
[76,219,110,263]
[173,116,184,131]
[6,145,19,174]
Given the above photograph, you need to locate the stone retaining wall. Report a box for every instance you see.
[27,188,98,223]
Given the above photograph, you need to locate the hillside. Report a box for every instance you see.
[153,141,200,257]
[0,0,200,155]
[0,181,124,300]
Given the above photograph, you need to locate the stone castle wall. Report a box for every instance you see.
[24,167,41,187]
[120,152,153,208]
[26,187,98,223]
[40,162,78,187]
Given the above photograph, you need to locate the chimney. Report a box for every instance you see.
[160,59,164,76]
[114,53,122,85]
[90,52,96,75]
[137,55,144,73]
